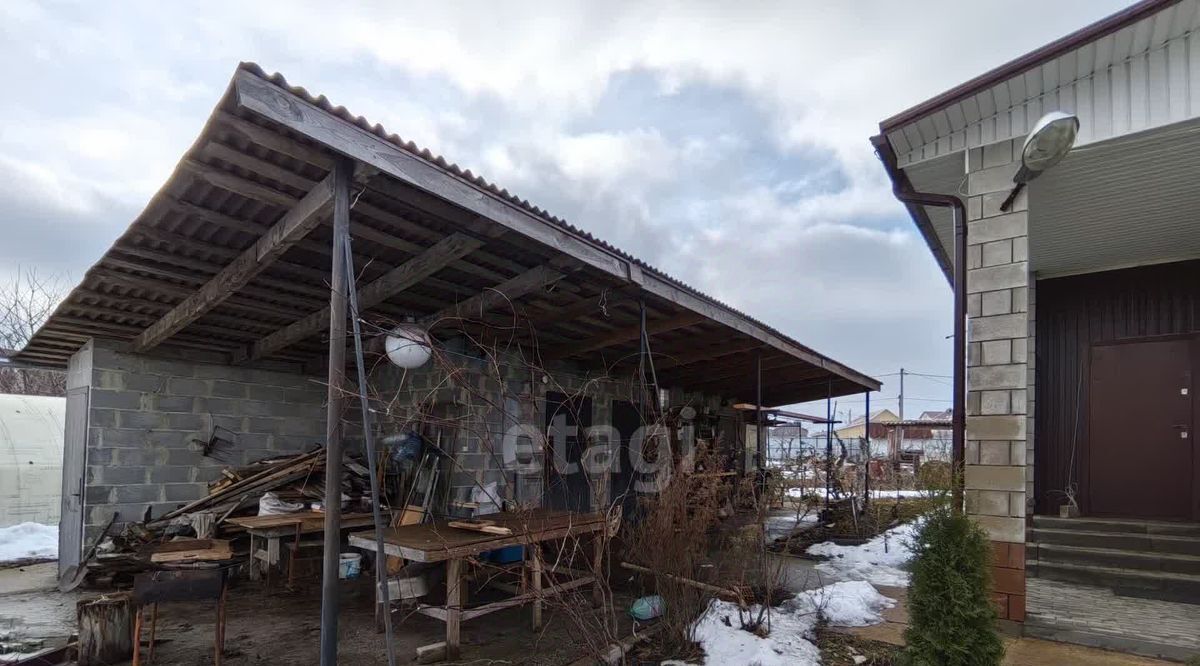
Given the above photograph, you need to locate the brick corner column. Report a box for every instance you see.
[964,139,1031,623]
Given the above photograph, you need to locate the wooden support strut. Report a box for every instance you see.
[544,311,706,359]
[235,232,484,363]
[421,265,565,331]
[130,171,337,352]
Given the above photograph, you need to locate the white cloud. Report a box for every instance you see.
[0,0,1131,405]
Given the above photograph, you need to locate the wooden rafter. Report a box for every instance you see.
[421,265,565,330]
[131,171,338,351]
[235,232,484,363]
[543,311,706,359]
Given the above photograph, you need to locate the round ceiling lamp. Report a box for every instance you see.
[384,324,432,369]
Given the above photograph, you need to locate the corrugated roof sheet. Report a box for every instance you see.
[10,62,879,404]
[236,62,818,361]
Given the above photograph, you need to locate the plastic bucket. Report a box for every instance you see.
[339,552,362,579]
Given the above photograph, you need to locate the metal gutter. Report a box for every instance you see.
[886,181,967,514]
[879,0,1181,133]
[871,134,953,284]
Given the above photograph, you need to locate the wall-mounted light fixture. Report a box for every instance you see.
[1000,111,1080,211]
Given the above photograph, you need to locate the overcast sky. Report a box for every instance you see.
[0,0,1130,415]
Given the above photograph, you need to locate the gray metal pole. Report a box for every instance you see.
[342,238,397,666]
[320,158,353,666]
[825,378,832,510]
[864,390,871,506]
[756,350,764,468]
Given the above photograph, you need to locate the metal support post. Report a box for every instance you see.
[319,158,353,666]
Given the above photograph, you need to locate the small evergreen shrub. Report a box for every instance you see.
[901,508,1004,666]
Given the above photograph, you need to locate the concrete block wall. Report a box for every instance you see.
[369,345,631,513]
[965,138,1030,623]
[80,341,326,540]
[369,340,727,515]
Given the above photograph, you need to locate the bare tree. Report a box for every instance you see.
[0,268,67,396]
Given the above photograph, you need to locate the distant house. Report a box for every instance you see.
[833,408,897,439]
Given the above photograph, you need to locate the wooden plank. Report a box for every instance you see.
[216,110,335,169]
[544,311,705,359]
[181,159,299,209]
[530,545,543,631]
[446,520,513,536]
[236,232,483,363]
[415,642,446,664]
[348,511,610,563]
[149,539,232,563]
[421,265,564,330]
[131,174,336,352]
[445,558,463,661]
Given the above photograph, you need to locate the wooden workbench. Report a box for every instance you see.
[226,511,377,582]
[348,509,617,660]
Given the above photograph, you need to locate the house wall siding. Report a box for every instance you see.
[965,137,1030,623]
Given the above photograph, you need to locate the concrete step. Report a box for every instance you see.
[1028,527,1200,556]
[1029,542,1200,576]
[1026,560,1200,605]
[1031,515,1200,537]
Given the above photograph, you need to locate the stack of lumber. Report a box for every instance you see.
[153,449,328,525]
[85,448,372,585]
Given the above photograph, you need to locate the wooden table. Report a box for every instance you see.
[348,509,618,661]
[226,511,376,583]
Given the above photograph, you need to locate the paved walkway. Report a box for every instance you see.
[832,586,1178,665]
[1025,577,1200,661]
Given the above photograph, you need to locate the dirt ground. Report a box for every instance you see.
[1,561,639,665]
[119,576,639,665]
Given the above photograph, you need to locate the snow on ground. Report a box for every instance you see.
[692,581,895,666]
[806,521,918,587]
[0,522,58,563]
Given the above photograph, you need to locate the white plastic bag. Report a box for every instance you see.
[472,482,502,516]
[258,492,305,516]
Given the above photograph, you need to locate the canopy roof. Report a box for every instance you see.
[14,63,878,406]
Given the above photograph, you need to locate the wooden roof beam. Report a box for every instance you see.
[236,232,484,363]
[543,311,706,360]
[132,168,341,352]
[421,264,568,331]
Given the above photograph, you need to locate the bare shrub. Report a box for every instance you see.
[622,444,725,660]
[0,268,66,396]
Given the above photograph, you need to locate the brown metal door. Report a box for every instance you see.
[1089,338,1194,520]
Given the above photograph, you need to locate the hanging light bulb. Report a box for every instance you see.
[384,323,432,369]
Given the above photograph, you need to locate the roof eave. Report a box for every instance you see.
[878,0,1182,133]
[870,134,954,286]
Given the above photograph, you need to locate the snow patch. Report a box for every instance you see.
[0,522,58,563]
[806,521,918,587]
[692,581,895,665]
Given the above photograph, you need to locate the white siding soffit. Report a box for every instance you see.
[887,0,1200,167]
